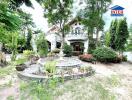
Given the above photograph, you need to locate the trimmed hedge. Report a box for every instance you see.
[93,47,117,63]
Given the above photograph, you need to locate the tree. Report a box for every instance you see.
[79,0,111,49]
[43,0,73,58]
[115,18,129,52]
[109,19,118,50]
[19,10,35,37]
[25,29,32,50]
[11,32,18,61]
[0,1,22,61]
[105,31,111,47]
[126,24,132,51]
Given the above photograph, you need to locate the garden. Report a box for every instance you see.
[0,0,132,100]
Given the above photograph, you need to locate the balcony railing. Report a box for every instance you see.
[66,33,88,41]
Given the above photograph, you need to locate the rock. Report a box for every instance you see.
[72,68,79,74]
[16,64,27,71]
[0,52,7,67]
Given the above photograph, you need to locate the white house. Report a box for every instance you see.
[45,19,88,54]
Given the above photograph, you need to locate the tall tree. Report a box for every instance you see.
[126,24,132,51]
[79,0,111,51]
[109,19,118,50]
[115,18,129,52]
[25,29,33,50]
[43,0,73,58]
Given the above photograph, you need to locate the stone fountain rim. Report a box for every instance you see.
[17,71,93,81]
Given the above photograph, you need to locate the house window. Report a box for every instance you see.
[75,27,81,34]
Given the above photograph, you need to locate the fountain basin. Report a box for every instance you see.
[38,57,81,68]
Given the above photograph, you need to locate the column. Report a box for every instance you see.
[84,40,89,53]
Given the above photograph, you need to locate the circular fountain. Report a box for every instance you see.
[17,56,95,81]
[38,57,81,68]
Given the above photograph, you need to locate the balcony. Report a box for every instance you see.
[66,33,88,41]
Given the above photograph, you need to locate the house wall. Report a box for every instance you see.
[45,34,59,51]
[45,21,89,53]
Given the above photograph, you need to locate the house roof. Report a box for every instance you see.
[47,17,82,33]
[110,5,124,10]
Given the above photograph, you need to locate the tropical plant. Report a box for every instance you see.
[44,61,56,74]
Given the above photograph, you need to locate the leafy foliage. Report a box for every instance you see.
[109,19,117,49]
[44,61,56,74]
[0,2,22,31]
[20,79,58,100]
[105,31,111,47]
[115,18,129,51]
[79,0,111,47]
[10,32,18,61]
[43,0,73,55]
[93,47,117,63]
[25,29,32,50]
[63,43,73,57]
[17,35,26,53]
[109,18,129,52]
[36,33,48,56]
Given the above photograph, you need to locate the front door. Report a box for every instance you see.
[71,42,84,53]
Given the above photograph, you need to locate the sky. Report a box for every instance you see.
[21,0,132,32]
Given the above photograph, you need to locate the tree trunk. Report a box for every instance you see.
[96,28,99,47]
[59,32,65,60]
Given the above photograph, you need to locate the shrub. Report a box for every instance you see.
[79,54,96,62]
[51,48,60,54]
[93,47,117,63]
[23,50,34,57]
[122,55,127,61]
[63,43,73,57]
[36,34,48,56]
[44,61,56,74]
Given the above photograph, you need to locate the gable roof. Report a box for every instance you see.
[47,17,82,33]
[110,5,124,10]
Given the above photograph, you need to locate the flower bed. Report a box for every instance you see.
[79,54,96,63]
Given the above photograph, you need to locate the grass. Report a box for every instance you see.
[53,76,117,100]
[107,75,121,87]
[0,64,16,78]
[93,82,116,100]
[7,96,15,100]
[19,78,58,100]
[0,57,28,78]
[0,80,12,90]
